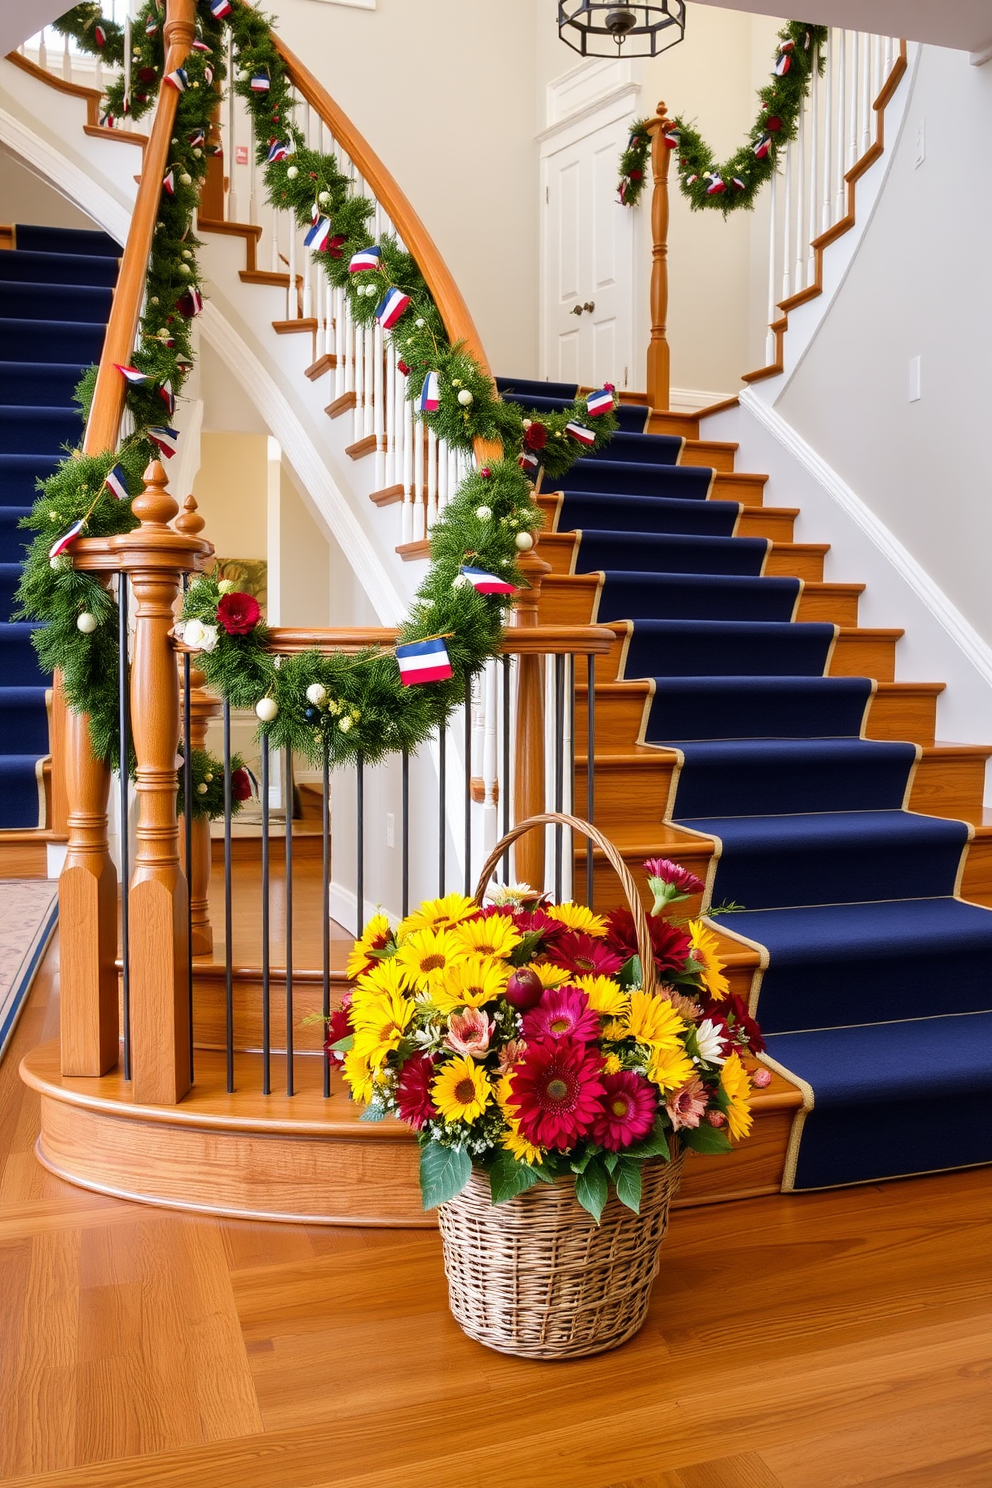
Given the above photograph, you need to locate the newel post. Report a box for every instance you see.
[512,545,552,890]
[115,461,210,1104]
[646,102,673,413]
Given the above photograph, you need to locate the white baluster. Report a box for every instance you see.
[62,31,71,82]
[287,211,298,321]
[344,300,355,399]
[793,111,806,293]
[807,66,819,284]
[249,123,259,226]
[373,322,385,490]
[860,33,872,156]
[835,30,848,220]
[401,386,414,544]
[385,342,397,490]
[413,417,425,541]
[334,288,346,399]
[226,33,237,222]
[122,18,129,109]
[781,140,793,303]
[38,28,48,71]
[848,32,860,172]
[363,317,375,438]
[821,32,834,233]
[94,52,103,92]
[437,436,449,514]
[426,428,438,530]
[765,169,778,366]
[353,321,365,442]
[448,445,459,507]
[270,204,281,273]
[872,33,883,110]
[482,660,499,858]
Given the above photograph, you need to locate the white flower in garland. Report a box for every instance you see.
[182,618,219,653]
[694,1019,729,1066]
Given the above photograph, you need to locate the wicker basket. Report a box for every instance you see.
[436,812,685,1360]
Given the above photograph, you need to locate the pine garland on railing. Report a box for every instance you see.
[18,0,622,781]
[617,21,828,215]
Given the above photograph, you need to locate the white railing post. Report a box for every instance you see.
[860,32,872,156]
[373,321,385,489]
[847,31,860,173]
[385,341,397,489]
[822,33,834,234]
[61,31,72,82]
[401,385,414,544]
[413,415,425,540]
[352,320,365,442]
[781,139,793,303]
[835,29,848,220]
[807,65,819,285]
[765,169,778,365]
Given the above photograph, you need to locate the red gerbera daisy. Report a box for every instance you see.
[323,1004,352,1066]
[605,909,691,978]
[703,992,766,1054]
[395,1053,438,1131]
[590,1071,657,1151]
[509,1038,605,1150]
[521,986,599,1044]
[550,930,624,978]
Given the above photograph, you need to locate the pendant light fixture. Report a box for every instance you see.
[557,3,687,59]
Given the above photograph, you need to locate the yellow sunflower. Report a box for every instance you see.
[719,1051,753,1141]
[573,973,629,1017]
[544,903,608,938]
[397,892,478,939]
[341,1047,376,1104]
[431,954,511,1013]
[350,987,413,1068]
[688,920,731,1001]
[496,1071,544,1165]
[432,1055,493,1123]
[394,926,467,990]
[533,961,571,989]
[624,990,687,1049]
[647,1045,695,1094]
[353,955,412,1000]
[451,914,522,960]
[345,912,393,979]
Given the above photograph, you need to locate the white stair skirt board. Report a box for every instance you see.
[702,391,992,801]
[669,387,735,413]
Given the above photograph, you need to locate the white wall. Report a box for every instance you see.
[0,145,98,231]
[775,43,992,644]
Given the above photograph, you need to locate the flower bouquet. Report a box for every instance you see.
[332,813,765,1358]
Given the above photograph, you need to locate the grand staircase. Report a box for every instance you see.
[498,375,992,1192]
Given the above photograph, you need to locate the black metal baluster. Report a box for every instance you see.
[554,652,565,904]
[463,676,472,895]
[261,735,271,1096]
[356,751,365,936]
[438,726,446,896]
[284,742,294,1097]
[501,655,511,884]
[322,738,330,1098]
[118,573,131,1081]
[586,654,596,908]
[401,747,410,918]
[223,699,234,1093]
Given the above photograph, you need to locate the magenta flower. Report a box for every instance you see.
[590,1071,657,1151]
[521,986,599,1044]
[666,1074,708,1131]
[643,856,705,914]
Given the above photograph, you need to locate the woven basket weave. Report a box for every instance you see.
[436,812,685,1360]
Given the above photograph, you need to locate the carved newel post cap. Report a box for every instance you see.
[175,493,206,539]
[132,460,179,528]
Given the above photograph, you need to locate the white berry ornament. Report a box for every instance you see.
[255,697,279,722]
[76,611,99,634]
[515,531,535,552]
[457,389,473,406]
[306,683,327,706]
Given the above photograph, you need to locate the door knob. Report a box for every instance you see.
[570,303,584,317]
[583,301,595,313]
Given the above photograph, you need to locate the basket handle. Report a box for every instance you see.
[473,812,657,996]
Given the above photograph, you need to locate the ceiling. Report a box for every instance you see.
[689,0,992,58]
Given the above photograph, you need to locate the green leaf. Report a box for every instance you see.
[569,1147,595,1175]
[623,1118,671,1162]
[329,1033,354,1053]
[527,1162,556,1184]
[602,1151,619,1176]
[419,1142,472,1209]
[615,1159,643,1214]
[489,1154,540,1205]
[359,1103,385,1123]
[574,1160,609,1225]
[680,1122,733,1155]
[617,954,642,990]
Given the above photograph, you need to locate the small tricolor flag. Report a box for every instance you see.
[162,170,176,197]
[105,465,129,502]
[375,287,410,329]
[518,449,541,480]
[418,370,440,413]
[460,565,516,596]
[774,50,791,76]
[147,425,179,459]
[250,71,270,92]
[663,128,680,150]
[210,0,232,16]
[565,420,596,447]
[191,39,212,54]
[304,216,332,252]
[395,636,453,687]
[203,64,214,85]
[188,129,206,149]
[397,359,410,377]
[164,68,188,92]
[732,177,746,191]
[705,173,726,196]
[115,364,152,386]
[618,179,629,205]
[175,287,204,317]
[349,245,381,273]
[158,384,175,415]
[145,18,158,35]
[267,139,292,163]
[49,519,85,560]
[754,134,772,160]
[93,24,106,47]
[585,388,614,418]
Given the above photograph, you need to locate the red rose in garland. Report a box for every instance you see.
[216,591,261,636]
[523,422,547,452]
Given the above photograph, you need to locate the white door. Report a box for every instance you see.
[543,115,635,390]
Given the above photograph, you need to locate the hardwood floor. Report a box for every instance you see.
[1,933,990,1488]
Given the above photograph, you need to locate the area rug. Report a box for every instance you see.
[0,880,58,1059]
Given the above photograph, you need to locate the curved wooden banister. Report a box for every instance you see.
[267,30,491,381]
[258,625,616,656]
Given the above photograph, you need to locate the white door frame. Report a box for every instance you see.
[538,61,642,384]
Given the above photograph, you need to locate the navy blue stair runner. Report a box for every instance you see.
[499,373,992,1189]
[0,224,119,828]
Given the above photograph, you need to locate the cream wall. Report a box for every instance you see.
[191,432,269,562]
[775,43,992,641]
[0,146,100,233]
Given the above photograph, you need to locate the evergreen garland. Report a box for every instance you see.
[177,746,251,820]
[616,120,652,208]
[22,0,624,785]
[618,21,828,216]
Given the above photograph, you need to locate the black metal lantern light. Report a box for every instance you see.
[558,3,686,58]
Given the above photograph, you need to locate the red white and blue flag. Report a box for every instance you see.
[145,18,158,35]
[188,129,206,148]
[158,384,175,415]
[162,170,176,197]
[418,370,440,412]
[774,52,791,76]
[210,0,232,16]
[164,68,188,92]
[375,287,410,329]
[585,388,614,417]
[105,465,129,502]
[115,364,152,386]
[93,24,106,47]
[460,565,515,596]
[663,128,680,149]
[267,139,292,163]
[192,39,212,54]
[397,359,410,377]
[250,71,270,92]
[304,216,332,251]
[349,245,381,273]
[175,287,203,317]
[705,173,726,195]
[48,520,85,560]
[147,425,179,459]
[518,449,541,480]
[395,637,452,686]
[754,134,772,160]
[565,420,596,446]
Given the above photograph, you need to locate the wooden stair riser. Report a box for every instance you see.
[737,507,798,542]
[679,441,737,473]
[796,584,863,627]
[829,629,902,681]
[865,684,941,745]
[959,829,992,908]
[576,684,652,745]
[0,834,49,877]
[908,750,992,825]
[713,473,767,507]
[646,411,699,439]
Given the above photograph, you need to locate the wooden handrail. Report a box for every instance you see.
[268,30,491,380]
[259,625,616,656]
